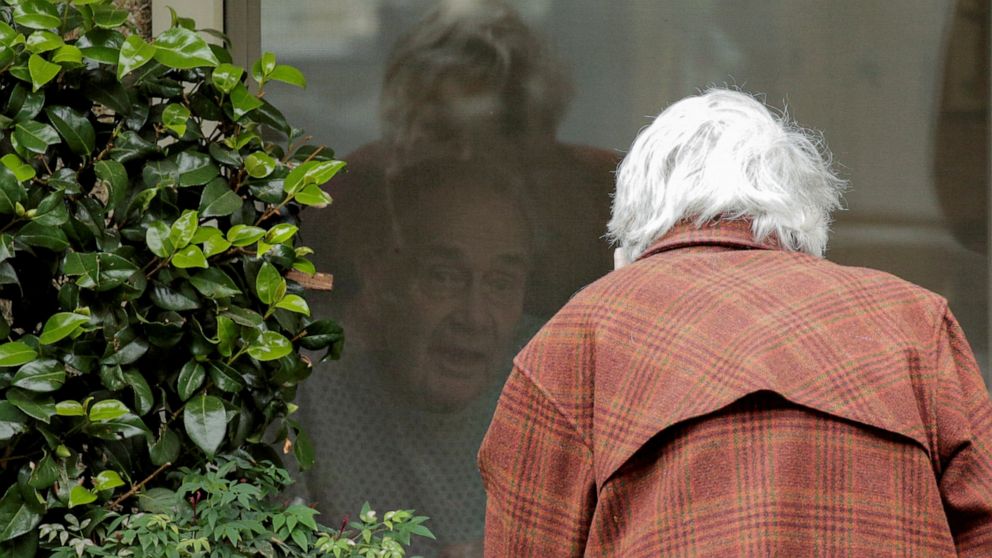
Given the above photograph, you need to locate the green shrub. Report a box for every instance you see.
[38,452,433,558]
[0,1,431,555]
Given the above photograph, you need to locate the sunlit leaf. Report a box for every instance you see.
[247,331,292,361]
[39,312,90,344]
[210,63,243,94]
[153,27,219,69]
[162,103,190,137]
[117,34,156,80]
[27,54,60,92]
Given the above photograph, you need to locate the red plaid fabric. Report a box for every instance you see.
[479,219,992,556]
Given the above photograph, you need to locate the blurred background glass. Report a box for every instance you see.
[251,1,989,555]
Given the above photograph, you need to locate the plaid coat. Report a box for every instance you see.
[478,220,992,557]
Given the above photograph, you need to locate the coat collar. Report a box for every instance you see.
[635,219,781,262]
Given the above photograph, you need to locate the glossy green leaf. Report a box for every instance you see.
[299,319,345,356]
[0,485,42,542]
[208,361,244,392]
[55,400,84,416]
[142,159,178,188]
[0,22,16,45]
[150,283,199,311]
[88,399,130,422]
[6,388,54,423]
[0,342,37,367]
[190,225,222,244]
[117,34,156,80]
[258,52,277,76]
[229,83,263,120]
[31,191,69,227]
[0,401,29,441]
[208,143,242,167]
[268,64,306,88]
[25,31,62,54]
[145,220,173,258]
[6,85,44,123]
[91,5,129,29]
[51,45,82,65]
[255,262,284,305]
[0,262,17,287]
[17,221,68,251]
[153,27,220,69]
[40,312,90,344]
[190,268,241,299]
[216,315,237,357]
[293,184,333,208]
[210,63,243,94]
[247,331,293,362]
[45,106,95,155]
[198,177,242,217]
[291,258,316,276]
[12,0,60,30]
[101,331,148,366]
[27,452,57,489]
[68,485,97,508]
[176,360,205,401]
[1,155,35,183]
[0,235,13,263]
[12,121,58,154]
[227,224,265,247]
[286,160,345,195]
[99,364,126,391]
[108,130,157,163]
[202,234,231,258]
[184,394,226,455]
[0,172,23,215]
[85,413,149,440]
[77,28,124,64]
[274,294,310,316]
[244,152,277,178]
[171,245,207,269]
[27,54,60,92]
[149,429,180,466]
[265,223,298,244]
[93,470,125,492]
[168,210,198,249]
[123,370,153,415]
[174,150,218,186]
[293,428,315,470]
[222,307,263,328]
[63,252,139,291]
[162,103,190,137]
[11,359,64,392]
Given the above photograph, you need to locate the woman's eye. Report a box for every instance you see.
[427,267,465,289]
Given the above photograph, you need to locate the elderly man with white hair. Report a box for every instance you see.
[478,88,992,556]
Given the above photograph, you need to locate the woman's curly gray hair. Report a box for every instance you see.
[380,0,573,148]
[608,88,848,261]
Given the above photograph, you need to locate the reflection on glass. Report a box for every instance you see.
[255,0,990,555]
[291,3,614,555]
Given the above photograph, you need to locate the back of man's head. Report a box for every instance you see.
[608,88,848,263]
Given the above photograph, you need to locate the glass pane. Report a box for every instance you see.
[259,1,988,555]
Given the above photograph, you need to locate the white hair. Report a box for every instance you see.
[608,88,847,261]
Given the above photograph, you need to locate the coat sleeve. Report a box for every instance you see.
[478,366,597,557]
[933,307,992,555]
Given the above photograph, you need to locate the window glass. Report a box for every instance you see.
[259,1,988,555]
